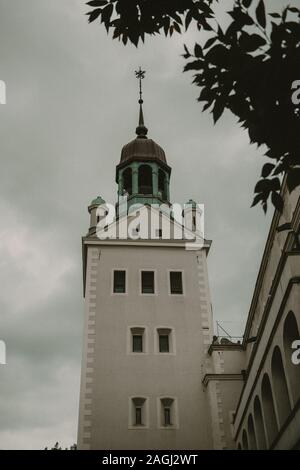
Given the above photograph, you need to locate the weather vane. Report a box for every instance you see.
[135,67,148,137]
[135,67,146,104]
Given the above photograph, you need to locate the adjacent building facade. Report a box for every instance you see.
[207,178,300,450]
[77,96,300,450]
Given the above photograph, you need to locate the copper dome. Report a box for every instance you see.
[120,137,167,165]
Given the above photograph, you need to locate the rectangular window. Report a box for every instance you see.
[159,334,169,353]
[130,397,147,428]
[141,271,155,294]
[170,271,183,294]
[135,407,142,426]
[113,270,126,293]
[132,334,143,353]
[164,407,171,426]
[160,398,175,428]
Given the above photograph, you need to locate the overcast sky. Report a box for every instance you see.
[0,0,290,449]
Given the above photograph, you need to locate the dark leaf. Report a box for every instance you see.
[229,8,254,26]
[203,100,214,111]
[183,44,191,58]
[265,149,280,160]
[194,43,203,57]
[287,168,300,192]
[262,201,268,214]
[212,99,225,123]
[173,22,181,34]
[183,60,203,72]
[216,25,227,44]
[199,17,213,31]
[251,192,263,207]
[163,17,170,36]
[206,44,228,66]
[203,36,217,50]
[261,163,275,178]
[185,11,193,31]
[282,7,288,22]
[242,0,253,8]
[199,87,213,102]
[269,177,281,192]
[256,0,266,28]
[86,0,107,6]
[102,3,113,24]
[87,8,102,23]
[254,179,270,194]
[271,191,284,212]
[254,177,280,194]
[169,12,183,25]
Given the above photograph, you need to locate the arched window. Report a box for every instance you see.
[271,346,291,427]
[242,430,248,450]
[254,396,267,449]
[138,165,152,195]
[283,311,300,404]
[158,169,167,200]
[248,414,257,450]
[123,167,132,195]
[261,374,278,447]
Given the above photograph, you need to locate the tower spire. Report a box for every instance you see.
[135,67,148,138]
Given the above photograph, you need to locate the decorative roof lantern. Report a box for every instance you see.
[116,68,171,213]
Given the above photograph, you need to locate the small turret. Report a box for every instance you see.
[184,199,203,235]
[88,196,106,234]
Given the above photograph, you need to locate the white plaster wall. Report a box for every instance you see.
[78,243,214,449]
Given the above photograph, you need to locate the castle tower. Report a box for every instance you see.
[77,71,215,450]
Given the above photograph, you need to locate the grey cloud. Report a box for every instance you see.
[0,0,289,449]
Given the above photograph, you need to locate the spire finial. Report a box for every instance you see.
[135,67,148,138]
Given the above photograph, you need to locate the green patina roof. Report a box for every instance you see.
[90,196,106,206]
[186,198,197,208]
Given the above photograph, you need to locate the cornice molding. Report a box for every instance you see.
[202,373,244,387]
[207,343,244,356]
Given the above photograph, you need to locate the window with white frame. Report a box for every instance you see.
[170,271,183,294]
[159,334,169,353]
[130,397,148,428]
[113,270,126,293]
[131,327,145,353]
[141,271,155,294]
[156,328,174,354]
[159,398,177,428]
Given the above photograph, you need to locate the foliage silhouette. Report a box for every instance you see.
[86,0,216,45]
[86,0,300,212]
